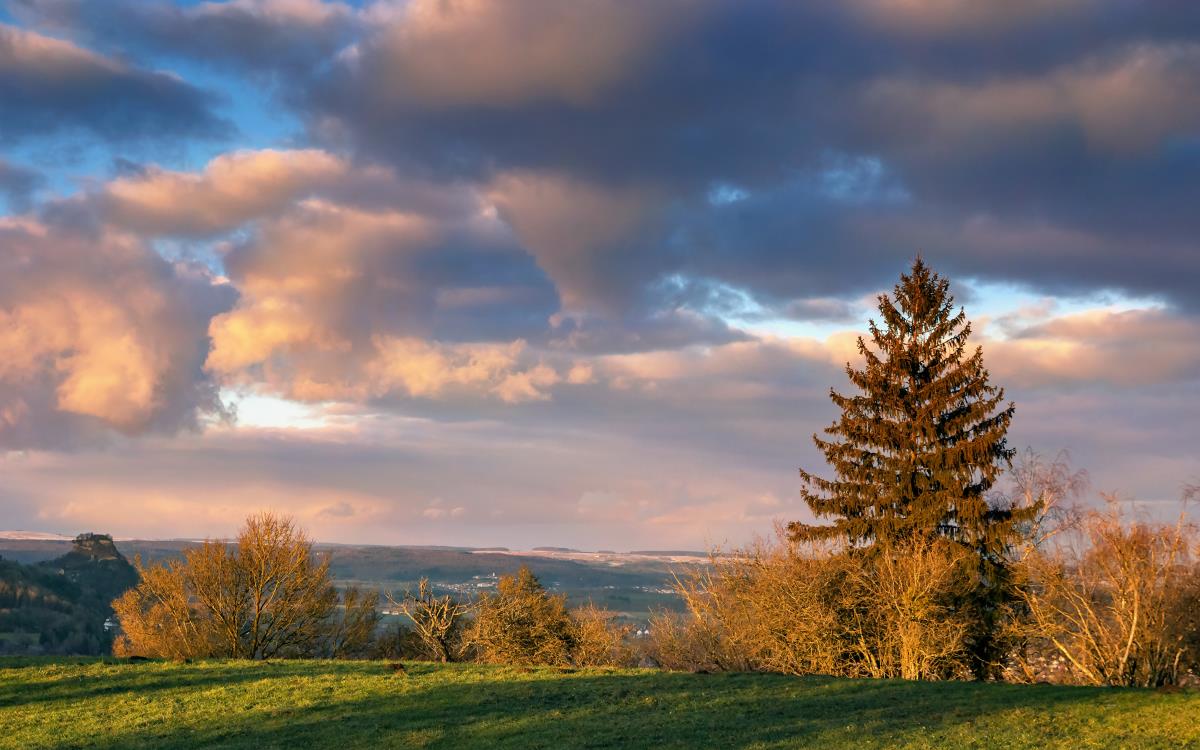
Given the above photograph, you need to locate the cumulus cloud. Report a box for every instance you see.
[354,0,687,109]
[0,217,234,448]
[0,23,230,143]
[99,149,349,235]
[9,0,361,76]
[204,189,567,404]
[486,171,668,314]
[986,308,1200,388]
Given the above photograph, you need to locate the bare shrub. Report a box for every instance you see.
[389,578,471,662]
[1013,497,1199,687]
[645,609,734,673]
[655,533,974,679]
[328,585,381,659]
[653,540,835,674]
[571,603,634,667]
[113,556,212,660]
[837,540,975,680]
[113,512,378,659]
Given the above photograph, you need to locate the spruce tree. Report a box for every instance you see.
[789,258,1033,677]
[789,258,1029,559]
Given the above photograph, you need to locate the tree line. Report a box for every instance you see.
[113,259,1200,686]
[113,513,631,667]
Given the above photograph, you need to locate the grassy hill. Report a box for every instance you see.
[3,659,1198,749]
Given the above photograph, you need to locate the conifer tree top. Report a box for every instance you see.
[789,258,1022,554]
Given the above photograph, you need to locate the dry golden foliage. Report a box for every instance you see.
[571,603,634,667]
[1012,498,1199,687]
[654,534,975,680]
[838,541,975,680]
[465,566,576,666]
[113,512,378,659]
[113,556,212,660]
[390,578,471,662]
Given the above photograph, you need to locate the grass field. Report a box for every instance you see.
[3,659,1198,749]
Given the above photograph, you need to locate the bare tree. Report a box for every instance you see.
[1014,496,1199,687]
[328,585,382,658]
[113,512,377,659]
[389,578,471,662]
[1001,449,1090,556]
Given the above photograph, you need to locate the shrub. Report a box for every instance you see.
[390,578,471,662]
[571,603,634,667]
[656,533,976,680]
[1012,498,1200,687]
[466,566,576,666]
[113,512,378,659]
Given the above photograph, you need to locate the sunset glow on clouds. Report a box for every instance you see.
[1,0,1198,548]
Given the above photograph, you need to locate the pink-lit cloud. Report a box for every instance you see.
[0,217,231,448]
[101,149,349,235]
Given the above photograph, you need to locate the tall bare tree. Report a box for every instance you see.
[113,512,378,659]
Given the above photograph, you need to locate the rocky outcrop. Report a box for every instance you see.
[65,533,124,563]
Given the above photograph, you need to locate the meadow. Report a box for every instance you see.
[3,658,1198,749]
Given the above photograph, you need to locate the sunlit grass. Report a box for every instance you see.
[4,658,1197,749]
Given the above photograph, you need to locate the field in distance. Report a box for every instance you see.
[5,658,1198,749]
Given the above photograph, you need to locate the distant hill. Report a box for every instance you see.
[0,533,138,655]
[0,537,698,619]
[0,531,74,541]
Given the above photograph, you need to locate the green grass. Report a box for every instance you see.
[2,659,1197,749]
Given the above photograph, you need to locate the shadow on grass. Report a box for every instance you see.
[51,663,1146,750]
[0,658,368,710]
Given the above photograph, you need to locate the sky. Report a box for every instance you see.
[1,0,1198,550]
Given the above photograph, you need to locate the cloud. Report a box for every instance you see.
[848,0,1087,35]
[986,308,1200,388]
[858,43,1200,157]
[287,2,1200,315]
[0,160,43,212]
[204,191,567,403]
[9,0,361,76]
[0,217,234,448]
[19,2,1200,312]
[2,1,1200,547]
[99,149,349,235]
[486,171,668,314]
[0,23,230,144]
[352,0,687,109]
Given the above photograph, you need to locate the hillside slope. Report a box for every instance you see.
[0,534,137,655]
[3,659,1198,749]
